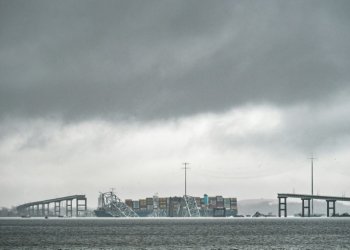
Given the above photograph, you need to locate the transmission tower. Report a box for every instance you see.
[309,154,317,216]
[182,162,190,196]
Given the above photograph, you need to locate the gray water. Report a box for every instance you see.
[1,218,350,249]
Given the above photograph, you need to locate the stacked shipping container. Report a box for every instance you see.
[125,199,133,208]
[123,195,238,217]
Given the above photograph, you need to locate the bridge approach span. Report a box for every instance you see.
[277,193,350,217]
[17,195,87,217]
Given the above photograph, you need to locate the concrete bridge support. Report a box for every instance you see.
[326,200,336,217]
[66,199,73,217]
[76,197,87,217]
[301,198,311,217]
[35,204,39,216]
[278,197,287,217]
[54,201,61,216]
[42,203,49,216]
[278,193,350,218]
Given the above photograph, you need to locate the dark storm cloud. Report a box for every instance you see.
[1,0,350,121]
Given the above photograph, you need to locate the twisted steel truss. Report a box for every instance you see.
[180,195,200,217]
[98,191,139,217]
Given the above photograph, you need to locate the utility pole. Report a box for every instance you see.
[182,162,190,197]
[309,155,316,215]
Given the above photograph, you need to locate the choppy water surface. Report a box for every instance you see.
[1,218,350,249]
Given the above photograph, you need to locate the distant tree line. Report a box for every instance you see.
[0,207,18,217]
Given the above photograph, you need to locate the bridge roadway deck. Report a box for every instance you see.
[17,195,86,209]
[278,193,350,201]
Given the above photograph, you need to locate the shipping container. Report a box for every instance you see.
[231,205,238,210]
[146,198,153,205]
[159,197,167,202]
[159,197,167,203]
[230,198,237,204]
[125,199,133,208]
[224,203,231,209]
[159,204,167,209]
[224,198,231,209]
[209,197,217,205]
[216,196,224,202]
[208,197,216,209]
[139,199,147,208]
[159,198,168,209]
[216,201,224,208]
[203,194,209,205]
[230,198,237,203]
[133,200,140,209]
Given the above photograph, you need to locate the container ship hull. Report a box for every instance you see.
[94,209,114,217]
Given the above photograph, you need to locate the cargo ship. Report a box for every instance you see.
[94,191,238,217]
[94,208,114,217]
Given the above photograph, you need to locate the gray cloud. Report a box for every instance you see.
[1,0,350,121]
[2,100,350,207]
[2,0,350,207]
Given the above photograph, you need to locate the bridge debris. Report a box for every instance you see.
[94,191,139,217]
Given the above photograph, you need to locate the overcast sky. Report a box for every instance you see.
[1,0,350,208]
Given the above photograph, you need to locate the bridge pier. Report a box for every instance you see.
[76,197,87,217]
[301,198,311,217]
[278,197,287,217]
[278,193,350,218]
[66,199,73,217]
[54,201,61,216]
[35,204,39,216]
[42,203,49,216]
[326,200,336,217]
